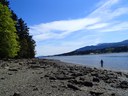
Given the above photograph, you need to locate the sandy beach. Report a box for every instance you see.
[0,59,128,96]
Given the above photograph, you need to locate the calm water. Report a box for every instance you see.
[44,53,128,71]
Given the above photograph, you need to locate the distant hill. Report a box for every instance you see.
[76,40,128,52]
[57,39,128,56]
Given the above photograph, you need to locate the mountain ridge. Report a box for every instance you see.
[57,39,128,56]
[76,39,128,52]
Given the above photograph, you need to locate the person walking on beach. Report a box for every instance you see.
[100,59,103,68]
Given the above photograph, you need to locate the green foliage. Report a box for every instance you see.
[0,3,19,58]
[0,0,36,58]
[0,0,9,6]
[16,18,36,58]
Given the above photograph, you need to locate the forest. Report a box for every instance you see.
[0,0,35,58]
[58,46,128,56]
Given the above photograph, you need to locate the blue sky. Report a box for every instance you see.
[9,0,128,56]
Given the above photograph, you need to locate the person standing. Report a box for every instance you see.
[100,59,103,68]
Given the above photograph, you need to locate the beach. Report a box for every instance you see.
[0,59,128,96]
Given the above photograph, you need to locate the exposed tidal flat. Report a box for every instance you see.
[0,59,128,96]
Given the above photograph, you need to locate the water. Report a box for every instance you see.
[44,52,128,71]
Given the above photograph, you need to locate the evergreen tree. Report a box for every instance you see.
[16,18,35,58]
[0,0,36,58]
[10,6,36,58]
[0,0,9,6]
[0,3,19,58]
[11,10,18,22]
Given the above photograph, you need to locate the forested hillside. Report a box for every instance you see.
[57,40,128,56]
[0,0,36,58]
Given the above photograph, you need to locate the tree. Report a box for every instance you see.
[16,18,35,58]
[0,0,36,58]
[11,10,18,22]
[0,0,9,6]
[0,3,19,58]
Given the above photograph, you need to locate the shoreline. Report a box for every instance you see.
[44,52,128,72]
[45,58,128,73]
[0,58,128,96]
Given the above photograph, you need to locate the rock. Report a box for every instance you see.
[70,80,93,87]
[91,72,98,77]
[108,74,117,79]
[105,79,117,84]
[40,77,43,79]
[8,73,13,75]
[90,91,103,96]
[71,72,83,77]
[67,84,81,91]
[49,76,56,80]
[13,92,21,96]
[98,74,109,81]
[1,77,5,80]
[44,75,49,77]
[86,67,93,72]
[124,73,128,78]
[56,75,75,80]
[8,68,18,71]
[51,85,57,88]
[93,77,100,82]
[29,65,43,69]
[44,74,57,80]
[33,88,38,91]
[19,62,23,65]
[37,72,43,74]
[111,93,116,96]
[30,61,37,64]
[39,66,47,69]
[118,81,128,88]
[82,81,93,87]
[79,77,85,81]
[69,67,74,71]
[116,72,122,76]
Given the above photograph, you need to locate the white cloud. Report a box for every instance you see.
[30,18,100,41]
[90,0,119,17]
[29,0,128,55]
[89,0,128,22]
[30,0,128,42]
[100,22,128,32]
[36,35,101,56]
[86,23,109,30]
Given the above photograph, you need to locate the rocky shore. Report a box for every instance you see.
[0,59,128,96]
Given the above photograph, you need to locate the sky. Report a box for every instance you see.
[9,0,128,56]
